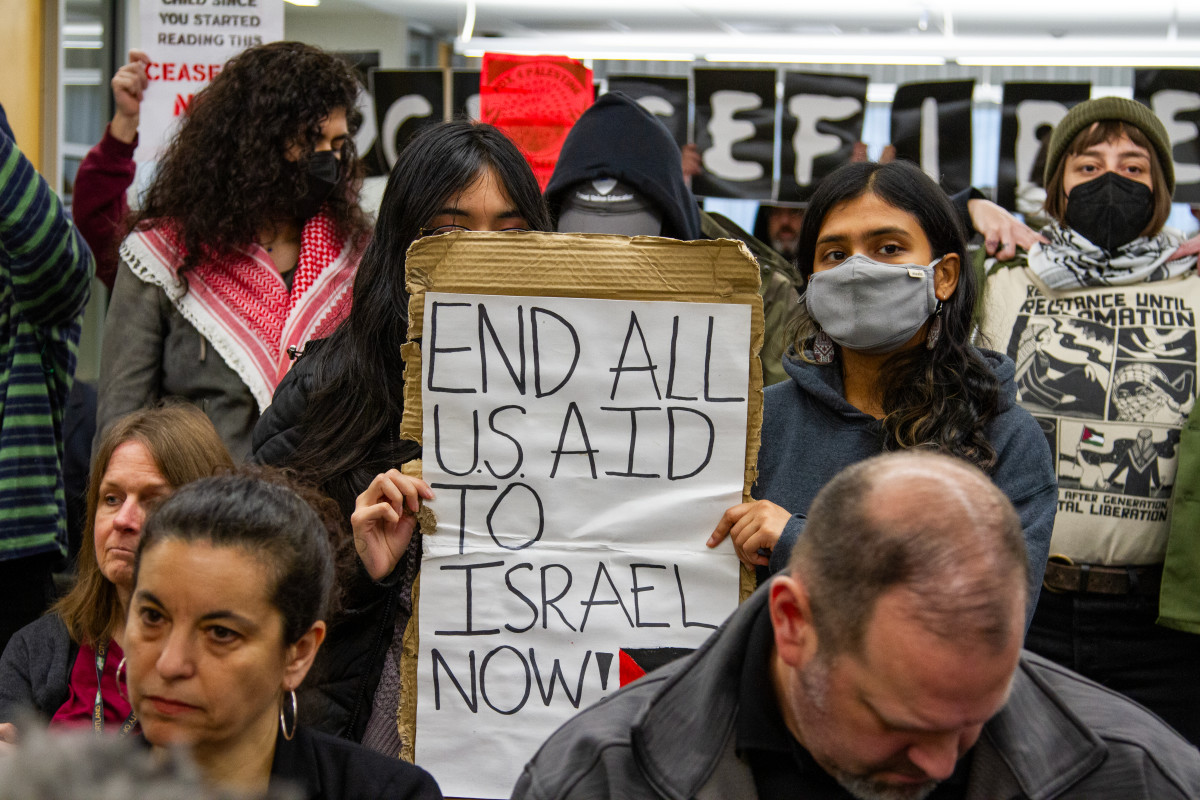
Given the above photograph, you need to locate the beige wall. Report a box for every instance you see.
[0,0,51,171]
[284,6,407,68]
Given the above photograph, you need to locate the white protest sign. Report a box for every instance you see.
[136,0,283,163]
[415,292,749,799]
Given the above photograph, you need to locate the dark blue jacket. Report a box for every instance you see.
[755,349,1056,627]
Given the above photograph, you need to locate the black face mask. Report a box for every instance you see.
[293,150,340,221]
[1065,171,1155,253]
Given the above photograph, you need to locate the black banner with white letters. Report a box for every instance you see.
[778,72,867,203]
[370,69,443,173]
[605,76,689,148]
[997,82,1090,212]
[692,69,775,199]
[1135,69,1200,203]
[347,65,1200,211]
[451,70,482,123]
[890,80,975,194]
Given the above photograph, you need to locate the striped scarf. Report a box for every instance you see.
[1027,221,1196,290]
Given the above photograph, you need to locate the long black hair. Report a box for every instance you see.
[134,41,371,276]
[792,160,1002,470]
[285,121,551,514]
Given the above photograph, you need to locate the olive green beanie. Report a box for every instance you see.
[1044,96,1174,194]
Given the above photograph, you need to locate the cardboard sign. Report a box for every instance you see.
[479,54,594,191]
[890,80,975,194]
[135,0,283,163]
[399,233,764,799]
[1135,70,1200,203]
[693,68,776,199]
[605,76,690,148]
[778,72,868,203]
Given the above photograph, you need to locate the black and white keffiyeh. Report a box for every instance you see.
[1027,221,1197,289]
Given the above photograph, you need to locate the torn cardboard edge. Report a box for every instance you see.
[396,231,765,772]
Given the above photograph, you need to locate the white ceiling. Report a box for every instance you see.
[305,1,1200,65]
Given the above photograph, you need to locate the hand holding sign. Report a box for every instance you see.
[707,498,792,568]
[351,469,435,581]
[0,722,16,754]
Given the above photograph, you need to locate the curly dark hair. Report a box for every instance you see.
[791,160,1002,471]
[134,41,371,275]
[284,121,551,517]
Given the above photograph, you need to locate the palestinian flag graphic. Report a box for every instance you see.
[1080,426,1106,448]
[618,647,695,686]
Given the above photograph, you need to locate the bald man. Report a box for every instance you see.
[513,452,1200,800]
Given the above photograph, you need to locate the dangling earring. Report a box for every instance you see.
[926,301,944,350]
[116,656,129,701]
[814,329,835,365]
[279,689,298,741]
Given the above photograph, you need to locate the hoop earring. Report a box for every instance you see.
[279,690,298,741]
[814,329,835,365]
[925,301,944,351]
[115,657,129,701]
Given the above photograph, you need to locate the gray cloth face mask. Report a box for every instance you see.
[805,254,942,354]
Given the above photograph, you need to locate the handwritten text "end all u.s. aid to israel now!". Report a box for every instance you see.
[415,293,750,799]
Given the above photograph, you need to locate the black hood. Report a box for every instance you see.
[545,92,702,241]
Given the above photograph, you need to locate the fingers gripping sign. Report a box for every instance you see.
[706,499,792,568]
[0,722,18,753]
[351,470,435,581]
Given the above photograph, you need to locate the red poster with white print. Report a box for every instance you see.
[479,53,594,190]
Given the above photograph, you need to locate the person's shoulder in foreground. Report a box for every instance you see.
[512,647,1200,800]
[512,450,1200,800]
[988,651,1200,799]
[273,725,443,800]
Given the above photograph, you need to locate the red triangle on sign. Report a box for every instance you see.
[619,649,647,686]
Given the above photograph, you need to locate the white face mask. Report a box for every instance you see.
[806,254,942,354]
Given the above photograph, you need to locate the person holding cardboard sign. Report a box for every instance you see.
[252,120,550,750]
[707,160,1056,630]
[96,42,372,461]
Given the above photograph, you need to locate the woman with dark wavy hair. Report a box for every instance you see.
[708,160,1055,625]
[251,120,550,749]
[96,42,371,459]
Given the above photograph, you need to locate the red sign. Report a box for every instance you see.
[479,53,594,190]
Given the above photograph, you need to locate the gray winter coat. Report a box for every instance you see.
[512,584,1200,800]
[0,614,75,721]
[96,261,259,460]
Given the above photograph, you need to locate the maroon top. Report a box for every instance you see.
[73,124,136,290]
[49,638,137,733]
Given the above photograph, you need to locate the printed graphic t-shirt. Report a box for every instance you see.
[982,265,1200,565]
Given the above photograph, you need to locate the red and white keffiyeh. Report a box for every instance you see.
[119,212,358,410]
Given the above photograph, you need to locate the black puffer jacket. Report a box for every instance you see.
[253,338,421,742]
[544,91,702,241]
